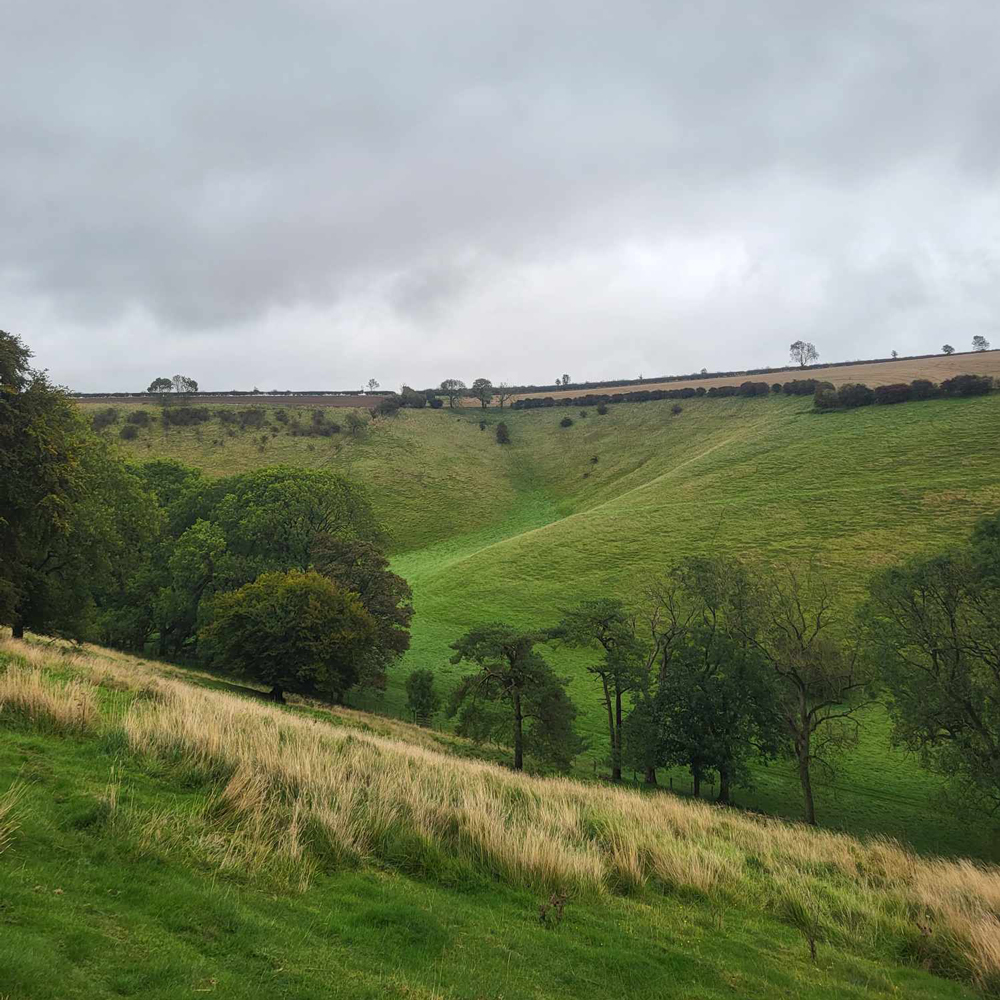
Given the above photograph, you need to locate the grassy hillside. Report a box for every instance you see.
[0,634,992,999]
[84,390,1000,857]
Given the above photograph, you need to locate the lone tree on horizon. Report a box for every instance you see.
[146,377,172,393]
[789,340,819,368]
[942,344,955,355]
[170,374,198,393]
[972,335,991,352]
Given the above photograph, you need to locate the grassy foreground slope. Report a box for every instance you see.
[87,390,1000,856]
[0,635,990,999]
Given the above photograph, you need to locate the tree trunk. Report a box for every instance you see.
[644,766,657,785]
[798,749,816,825]
[600,677,617,781]
[612,686,623,782]
[797,700,816,824]
[717,766,731,804]
[692,766,702,798]
[11,620,24,639]
[270,685,286,704]
[513,690,524,771]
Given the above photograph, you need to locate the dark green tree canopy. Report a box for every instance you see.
[448,623,584,771]
[200,570,376,703]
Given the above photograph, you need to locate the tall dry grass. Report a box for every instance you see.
[0,661,98,734]
[0,781,26,856]
[4,633,1000,987]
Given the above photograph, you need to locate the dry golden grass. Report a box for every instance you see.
[6,632,1000,987]
[505,349,1000,403]
[0,660,98,734]
[0,781,25,856]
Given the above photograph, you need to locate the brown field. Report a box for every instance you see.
[495,349,1000,405]
[75,393,379,408]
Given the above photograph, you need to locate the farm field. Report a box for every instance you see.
[0,635,987,999]
[503,348,1000,403]
[79,378,1000,859]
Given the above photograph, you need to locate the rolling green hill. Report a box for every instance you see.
[85,390,1000,857]
[0,635,989,999]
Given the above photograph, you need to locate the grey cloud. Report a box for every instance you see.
[3,0,1000,388]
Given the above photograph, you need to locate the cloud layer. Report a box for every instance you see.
[4,0,999,390]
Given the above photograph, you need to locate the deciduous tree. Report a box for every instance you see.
[789,341,819,367]
[448,623,584,771]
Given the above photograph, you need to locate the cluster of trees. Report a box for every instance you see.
[2,331,413,704]
[444,517,1000,825]
[146,375,198,393]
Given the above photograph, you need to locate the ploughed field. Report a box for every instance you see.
[80,373,1000,859]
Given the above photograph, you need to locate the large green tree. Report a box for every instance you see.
[312,535,413,693]
[200,570,376,703]
[1,331,160,640]
[552,598,643,781]
[864,513,1000,815]
[448,623,584,771]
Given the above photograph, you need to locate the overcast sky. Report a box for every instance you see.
[4,1,999,391]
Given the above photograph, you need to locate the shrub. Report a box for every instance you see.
[909,379,939,401]
[373,395,403,418]
[496,422,510,445]
[737,381,770,397]
[118,424,139,440]
[126,409,152,426]
[405,669,441,725]
[91,407,119,431]
[579,410,588,418]
[162,406,212,426]
[772,383,782,394]
[873,383,912,405]
[813,386,839,410]
[560,416,574,428]
[836,383,874,408]
[429,397,444,409]
[479,420,487,431]
[941,373,993,397]
[783,379,828,396]
[596,403,608,415]
[671,404,683,415]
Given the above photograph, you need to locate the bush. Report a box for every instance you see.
[429,397,444,409]
[118,423,139,440]
[813,386,839,410]
[836,383,875,408]
[873,383,912,405]
[560,416,574,428]
[579,410,588,418]
[737,381,770,397]
[772,383,782,394]
[783,379,830,396]
[596,403,608,415]
[941,373,993,398]
[217,407,266,429]
[373,396,403,418]
[405,669,441,726]
[126,409,152,426]
[91,407,119,431]
[162,406,212,426]
[671,404,683,415]
[496,422,510,445]
[273,408,290,424]
[910,379,939,401]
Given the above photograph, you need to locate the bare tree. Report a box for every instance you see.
[789,341,819,368]
[495,382,515,408]
[171,374,198,393]
[366,378,380,393]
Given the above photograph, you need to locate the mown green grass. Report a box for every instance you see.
[86,392,1000,858]
[0,649,980,1000]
